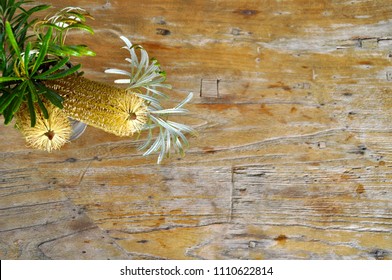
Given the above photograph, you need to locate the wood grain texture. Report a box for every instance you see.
[1,0,392,259]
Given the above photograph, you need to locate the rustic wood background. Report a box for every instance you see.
[1,0,392,259]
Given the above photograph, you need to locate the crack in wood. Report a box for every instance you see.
[0,200,69,211]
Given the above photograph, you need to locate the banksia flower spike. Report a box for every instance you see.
[15,103,72,152]
[0,1,194,163]
[43,75,148,136]
[113,92,149,135]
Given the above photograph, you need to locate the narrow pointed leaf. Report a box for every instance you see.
[5,21,21,57]
[37,97,49,119]
[0,93,16,114]
[104,69,131,76]
[11,87,25,114]
[0,77,23,83]
[38,84,63,109]
[44,63,81,80]
[24,41,32,74]
[120,36,132,49]
[175,92,193,109]
[31,27,52,75]
[34,56,70,79]
[27,92,36,127]
[114,79,131,84]
[150,108,188,115]
[64,23,94,34]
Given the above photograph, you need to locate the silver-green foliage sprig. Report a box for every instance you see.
[105,36,196,163]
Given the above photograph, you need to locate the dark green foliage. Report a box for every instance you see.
[0,0,94,126]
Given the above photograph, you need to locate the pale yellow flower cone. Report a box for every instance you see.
[43,75,148,137]
[15,103,72,152]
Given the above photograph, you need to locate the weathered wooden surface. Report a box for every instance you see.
[1,0,392,259]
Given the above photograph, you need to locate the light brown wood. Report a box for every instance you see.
[1,0,392,259]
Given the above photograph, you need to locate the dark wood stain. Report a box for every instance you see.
[356,183,365,194]
[235,9,259,16]
[260,104,274,116]
[274,234,288,245]
[268,82,291,92]
[156,28,171,36]
[203,146,216,154]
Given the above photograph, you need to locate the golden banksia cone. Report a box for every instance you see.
[15,103,72,152]
[43,75,148,136]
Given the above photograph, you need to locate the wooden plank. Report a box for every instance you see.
[1,0,392,259]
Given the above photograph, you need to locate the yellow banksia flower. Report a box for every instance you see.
[15,103,72,152]
[111,92,149,135]
[43,75,148,136]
